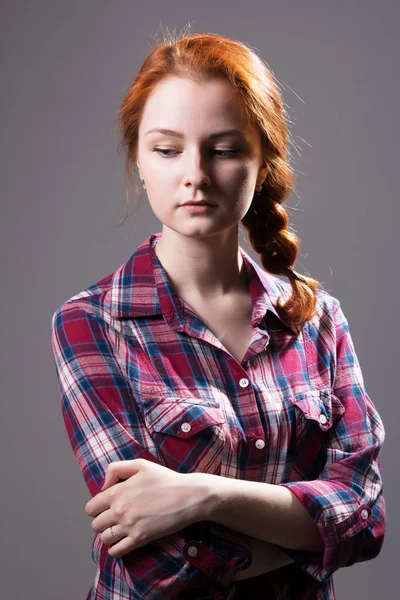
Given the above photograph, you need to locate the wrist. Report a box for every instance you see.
[185,472,224,522]
[233,538,294,582]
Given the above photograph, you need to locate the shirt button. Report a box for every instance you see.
[181,422,191,433]
[239,378,249,388]
[187,545,198,557]
[361,509,369,520]
[255,439,265,449]
[319,413,327,425]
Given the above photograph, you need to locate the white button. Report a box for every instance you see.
[181,422,191,433]
[239,378,249,388]
[319,414,327,425]
[255,439,265,449]
[361,509,369,520]
[187,545,198,557]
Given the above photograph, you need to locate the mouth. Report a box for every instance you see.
[181,202,216,207]
[180,203,217,212]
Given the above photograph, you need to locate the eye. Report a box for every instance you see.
[152,148,242,159]
[153,148,179,157]
[214,149,241,158]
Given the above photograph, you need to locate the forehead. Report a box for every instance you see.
[139,76,257,137]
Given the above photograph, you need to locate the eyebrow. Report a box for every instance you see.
[144,128,246,139]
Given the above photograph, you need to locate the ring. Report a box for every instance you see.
[109,525,120,539]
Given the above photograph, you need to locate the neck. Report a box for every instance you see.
[153,227,249,301]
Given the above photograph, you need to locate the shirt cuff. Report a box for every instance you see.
[278,481,373,581]
[181,521,252,588]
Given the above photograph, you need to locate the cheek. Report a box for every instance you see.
[227,171,256,207]
[146,193,170,221]
[144,167,178,207]
[223,162,255,188]
[146,160,177,185]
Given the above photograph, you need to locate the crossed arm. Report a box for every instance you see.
[186,472,323,581]
[52,299,385,597]
[52,303,296,596]
[233,538,295,582]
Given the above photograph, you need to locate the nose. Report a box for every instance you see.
[182,149,211,192]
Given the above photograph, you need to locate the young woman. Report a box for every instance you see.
[51,31,386,600]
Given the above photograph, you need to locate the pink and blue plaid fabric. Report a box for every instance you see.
[51,231,386,599]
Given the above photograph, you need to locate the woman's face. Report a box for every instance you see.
[136,76,267,240]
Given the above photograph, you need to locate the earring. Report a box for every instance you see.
[141,178,146,190]
[256,181,263,193]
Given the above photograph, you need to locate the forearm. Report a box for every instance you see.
[192,473,324,553]
[233,536,294,582]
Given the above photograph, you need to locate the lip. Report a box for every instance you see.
[180,203,217,214]
[181,201,216,206]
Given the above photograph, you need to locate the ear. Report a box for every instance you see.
[258,164,269,186]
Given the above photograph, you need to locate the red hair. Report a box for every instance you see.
[115,26,321,334]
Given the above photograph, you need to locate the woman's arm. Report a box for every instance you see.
[203,475,324,552]
[51,302,254,598]
[233,537,294,582]
[196,296,386,585]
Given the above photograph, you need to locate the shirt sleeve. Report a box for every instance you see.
[277,297,386,582]
[50,302,252,600]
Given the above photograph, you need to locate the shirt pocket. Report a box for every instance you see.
[142,397,226,475]
[285,388,346,478]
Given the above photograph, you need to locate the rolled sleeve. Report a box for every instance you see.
[51,302,251,599]
[182,521,252,588]
[278,298,386,582]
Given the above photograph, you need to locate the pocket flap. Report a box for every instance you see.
[288,389,345,430]
[143,398,225,438]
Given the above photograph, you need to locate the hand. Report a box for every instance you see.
[84,459,212,557]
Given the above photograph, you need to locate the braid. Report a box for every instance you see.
[242,160,320,335]
[114,29,323,333]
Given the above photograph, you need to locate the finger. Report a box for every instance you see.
[103,459,144,486]
[85,491,110,516]
[101,470,118,491]
[107,534,139,558]
[101,523,125,546]
[100,462,128,491]
[91,509,114,534]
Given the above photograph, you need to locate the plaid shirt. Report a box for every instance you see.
[51,231,386,600]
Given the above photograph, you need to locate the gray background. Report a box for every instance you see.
[1,1,398,598]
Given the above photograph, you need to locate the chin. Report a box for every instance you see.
[161,220,238,240]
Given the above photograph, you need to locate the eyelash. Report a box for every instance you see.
[152,148,241,158]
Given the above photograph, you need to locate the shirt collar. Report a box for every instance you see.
[109,231,297,334]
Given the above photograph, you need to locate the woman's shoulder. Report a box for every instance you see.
[269,270,341,328]
[51,240,149,327]
[51,267,118,330]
